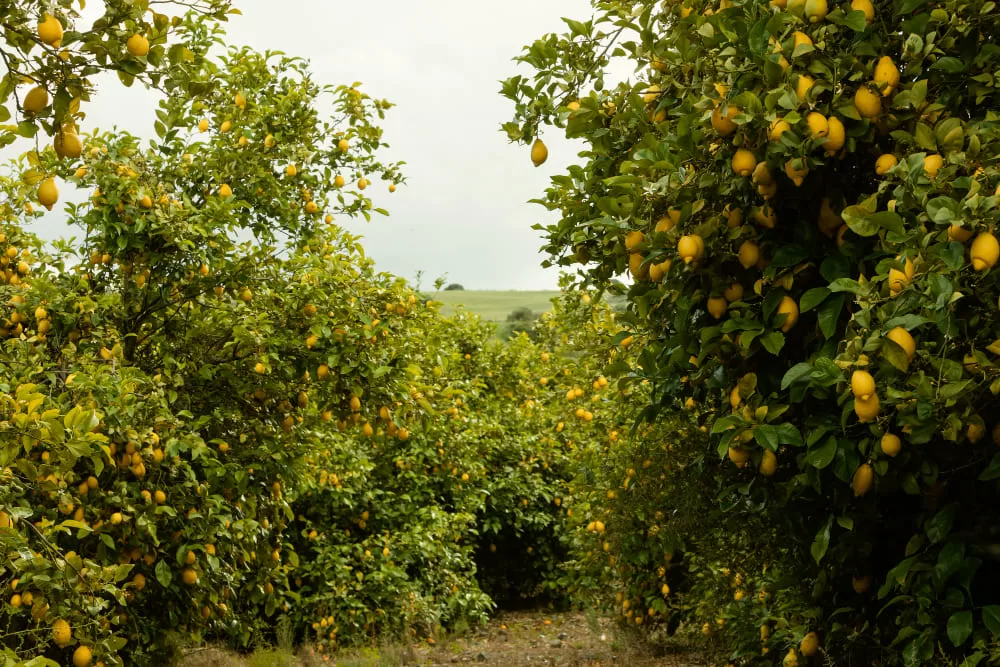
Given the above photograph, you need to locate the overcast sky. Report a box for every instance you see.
[7,0,598,290]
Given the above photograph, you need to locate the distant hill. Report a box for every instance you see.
[427,291,561,323]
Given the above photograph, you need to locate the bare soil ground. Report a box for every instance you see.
[178,610,702,667]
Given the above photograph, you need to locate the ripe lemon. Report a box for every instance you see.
[738,241,760,269]
[777,296,798,332]
[875,154,897,175]
[824,116,845,153]
[886,327,916,364]
[23,86,49,114]
[72,645,92,667]
[880,433,901,457]
[625,230,646,252]
[305,201,319,214]
[792,31,812,50]
[54,128,83,159]
[769,118,792,141]
[648,260,671,281]
[968,422,986,442]
[724,282,744,302]
[678,235,703,263]
[752,162,773,186]
[888,256,914,294]
[851,0,874,22]
[531,139,549,167]
[923,154,944,178]
[235,93,246,108]
[728,447,751,468]
[220,120,231,133]
[628,253,649,279]
[851,370,876,400]
[707,296,728,319]
[759,449,777,476]
[785,158,808,186]
[852,463,874,496]
[38,14,64,47]
[37,178,59,211]
[286,164,297,177]
[358,177,368,190]
[655,209,681,232]
[783,649,798,667]
[198,118,209,132]
[947,225,973,243]
[52,618,72,647]
[806,112,828,138]
[852,575,873,593]
[854,86,881,118]
[854,394,879,422]
[796,75,814,102]
[732,149,757,177]
[970,232,999,271]
[800,632,820,656]
[724,205,742,227]
[873,56,899,96]
[754,206,777,228]
[126,34,150,57]
[711,104,738,135]
[338,138,350,152]
[804,0,828,22]
[182,568,198,585]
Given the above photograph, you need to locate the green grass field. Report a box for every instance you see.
[427,291,561,323]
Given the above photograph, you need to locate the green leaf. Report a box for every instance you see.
[755,424,779,451]
[925,504,957,543]
[947,610,973,647]
[811,515,833,564]
[155,559,173,588]
[978,454,1000,481]
[782,362,813,389]
[760,331,785,355]
[930,57,965,73]
[983,605,1000,636]
[800,288,830,313]
[806,436,837,469]
[926,197,961,223]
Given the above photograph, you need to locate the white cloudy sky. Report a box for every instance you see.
[7,0,600,290]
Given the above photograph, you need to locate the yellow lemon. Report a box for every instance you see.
[777,296,799,332]
[875,154,897,175]
[796,75,814,102]
[800,632,820,657]
[711,105,738,135]
[948,225,973,243]
[853,463,874,496]
[707,296,728,319]
[854,394,879,422]
[72,645,93,667]
[880,433,901,457]
[759,449,777,476]
[806,112,828,138]
[724,282,744,302]
[785,158,809,186]
[886,327,916,365]
[625,230,646,252]
[732,149,757,177]
[851,370,876,400]
[52,619,72,647]
[23,86,49,114]
[218,183,233,198]
[824,116,845,153]
[888,256,914,294]
[678,235,704,263]
[728,447,751,468]
[923,154,944,178]
[851,0,874,22]
[37,178,59,211]
[738,241,760,269]
[804,0,828,22]
[54,128,83,159]
[971,232,1000,271]
[198,118,209,132]
[770,118,792,141]
[854,86,881,118]
[38,14,64,47]
[531,139,549,167]
[126,34,150,57]
[792,31,812,50]
[874,56,899,96]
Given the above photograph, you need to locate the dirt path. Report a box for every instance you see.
[179,610,702,666]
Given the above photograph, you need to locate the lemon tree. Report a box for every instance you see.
[507,0,1000,663]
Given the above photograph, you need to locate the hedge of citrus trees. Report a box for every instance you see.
[506,0,1000,664]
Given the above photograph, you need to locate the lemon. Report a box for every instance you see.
[888,256,914,294]
[971,233,999,271]
[728,447,751,468]
[852,463,874,496]
[738,241,760,269]
[852,575,873,593]
[711,104,738,135]
[182,568,198,585]
[72,646,92,667]
[759,449,777,476]
[286,164,297,177]
[851,370,876,400]
[792,31,812,50]
[968,422,986,443]
[724,205,742,227]
[874,56,899,96]
[806,112,828,138]
[754,206,777,228]
[851,0,874,22]
[923,154,944,178]
[198,118,209,132]
[804,0,828,22]
[38,14,64,47]
[235,93,246,108]
[875,154,897,175]
[880,433,901,457]
[732,149,757,177]
[783,648,799,667]
[54,127,83,159]
[338,138,350,152]
[52,618,72,647]
[777,296,799,332]
[625,230,646,252]
[854,86,881,118]
[648,260,671,281]
[800,632,820,656]
[531,139,549,167]
[947,225,973,243]
[127,34,150,57]
[886,327,916,365]
[752,162,774,186]
[655,209,681,232]
[769,118,792,141]
[678,235,703,263]
[724,282,744,302]
[824,116,845,153]
[628,253,649,279]
[37,178,59,211]
[796,75,814,102]
[854,394,879,422]
[23,86,49,114]
[707,296,728,319]
[785,158,808,186]
[220,120,231,133]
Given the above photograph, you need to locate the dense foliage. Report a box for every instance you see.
[506,0,1000,664]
